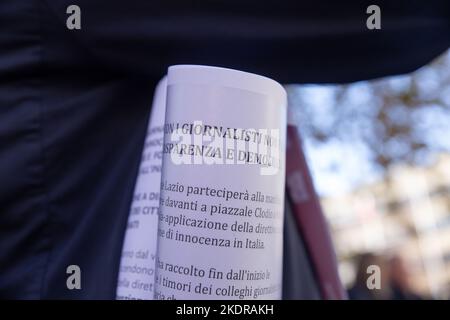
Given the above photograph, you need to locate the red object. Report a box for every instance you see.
[286,124,347,299]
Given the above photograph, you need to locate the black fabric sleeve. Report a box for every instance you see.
[44,0,450,83]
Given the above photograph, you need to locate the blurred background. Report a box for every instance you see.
[288,49,450,299]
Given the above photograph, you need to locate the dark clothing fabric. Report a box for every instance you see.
[0,0,449,299]
[283,199,321,299]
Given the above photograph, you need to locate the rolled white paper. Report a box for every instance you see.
[155,65,287,300]
[116,77,167,300]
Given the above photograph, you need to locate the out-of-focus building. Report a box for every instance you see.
[321,153,450,299]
